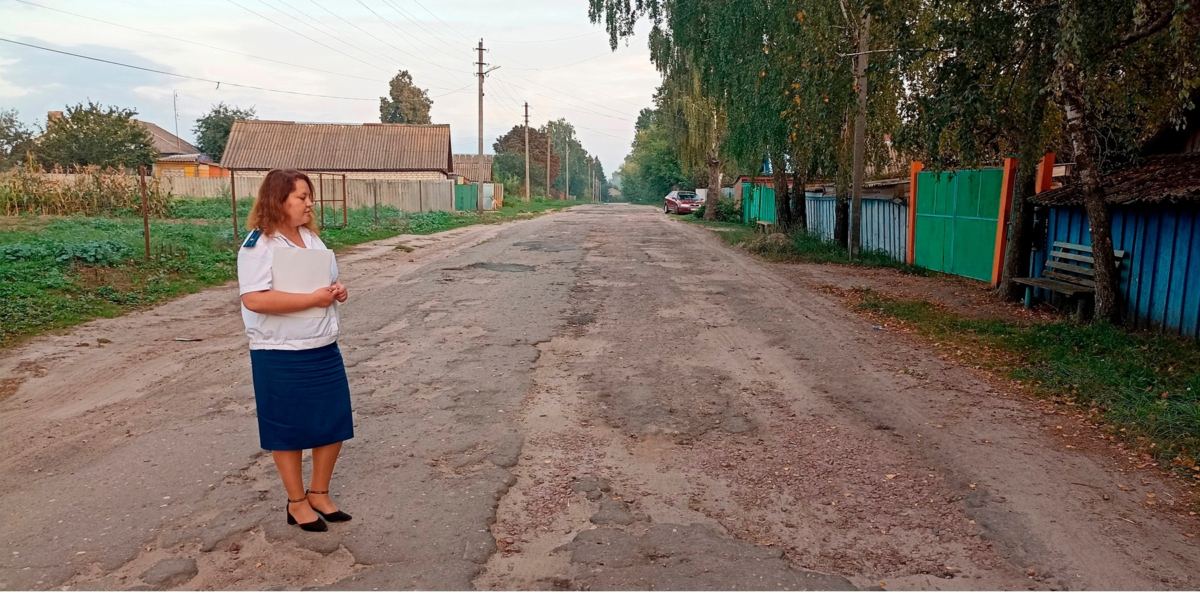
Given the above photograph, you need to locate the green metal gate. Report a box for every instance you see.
[454,184,477,212]
[914,168,1003,282]
[741,183,776,224]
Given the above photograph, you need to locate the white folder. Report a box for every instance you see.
[271,246,334,318]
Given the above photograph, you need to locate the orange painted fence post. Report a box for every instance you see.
[907,161,922,265]
[1035,152,1055,193]
[992,156,1019,286]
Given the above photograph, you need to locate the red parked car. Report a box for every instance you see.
[664,190,702,214]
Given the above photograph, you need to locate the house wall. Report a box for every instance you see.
[1035,204,1200,339]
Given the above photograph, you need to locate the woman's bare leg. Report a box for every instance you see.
[272,450,318,523]
[308,442,343,513]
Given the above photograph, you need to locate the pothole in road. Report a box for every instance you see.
[469,263,536,273]
[513,241,574,253]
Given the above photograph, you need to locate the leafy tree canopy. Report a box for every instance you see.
[38,102,156,170]
[0,108,37,171]
[194,103,256,163]
[380,70,433,124]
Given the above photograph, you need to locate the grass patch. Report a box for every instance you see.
[857,290,1200,480]
[679,215,927,276]
[0,196,585,347]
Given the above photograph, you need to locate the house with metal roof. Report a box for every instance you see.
[220,120,454,179]
[452,154,493,183]
[134,120,200,157]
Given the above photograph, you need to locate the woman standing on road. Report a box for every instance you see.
[237,168,353,532]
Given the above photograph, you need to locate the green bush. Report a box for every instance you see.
[692,199,740,222]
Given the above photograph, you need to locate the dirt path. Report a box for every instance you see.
[1,204,1196,590]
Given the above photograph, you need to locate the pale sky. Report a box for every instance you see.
[0,0,661,173]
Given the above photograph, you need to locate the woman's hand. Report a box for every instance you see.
[331,283,349,303]
[310,286,337,308]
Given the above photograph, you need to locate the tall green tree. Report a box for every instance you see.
[194,102,256,163]
[379,70,433,124]
[1048,0,1198,321]
[618,107,688,203]
[38,102,156,170]
[0,108,36,171]
[494,124,559,196]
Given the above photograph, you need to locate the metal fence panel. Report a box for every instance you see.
[1037,204,1200,339]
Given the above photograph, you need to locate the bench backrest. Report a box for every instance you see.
[1043,241,1126,287]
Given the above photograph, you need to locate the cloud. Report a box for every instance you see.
[0,37,178,126]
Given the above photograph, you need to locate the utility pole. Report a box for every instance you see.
[476,40,485,158]
[546,129,551,199]
[849,8,870,258]
[475,39,498,211]
[587,158,592,202]
[172,90,181,153]
[524,102,530,205]
[565,141,570,200]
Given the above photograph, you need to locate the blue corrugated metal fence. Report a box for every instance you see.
[805,195,908,262]
[1034,204,1200,339]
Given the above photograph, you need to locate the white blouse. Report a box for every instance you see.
[237,226,340,351]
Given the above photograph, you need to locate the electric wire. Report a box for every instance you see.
[307,0,468,78]
[225,0,396,74]
[0,37,378,101]
[9,0,390,84]
[253,0,413,78]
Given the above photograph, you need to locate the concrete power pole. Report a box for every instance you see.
[476,40,485,158]
[849,9,870,258]
[546,130,551,199]
[565,142,570,200]
[524,103,531,205]
[587,158,592,202]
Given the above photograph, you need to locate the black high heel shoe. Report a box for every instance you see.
[286,497,328,532]
[307,489,352,522]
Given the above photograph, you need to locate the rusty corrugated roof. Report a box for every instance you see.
[1031,153,1200,207]
[135,120,200,155]
[221,121,453,172]
[453,154,493,182]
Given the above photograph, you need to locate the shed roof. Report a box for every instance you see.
[453,154,493,182]
[157,153,213,163]
[221,121,453,172]
[1030,153,1200,207]
[135,120,200,155]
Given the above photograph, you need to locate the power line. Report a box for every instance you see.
[253,0,409,75]
[352,0,467,74]
[491,31,607,44]
[10,0,391,84]
[300,0,467,87]
[407,0,471,43]
[377,0,466,61]
[225,0,395,74]
[503,50,612,71]
[0,37,378,101]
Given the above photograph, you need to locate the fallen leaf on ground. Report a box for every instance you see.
[885,474,896,480]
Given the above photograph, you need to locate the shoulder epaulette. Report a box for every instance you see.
[242,229,263,248]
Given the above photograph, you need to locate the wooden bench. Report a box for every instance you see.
[756,221,775,234]
[1014,241,1125,316]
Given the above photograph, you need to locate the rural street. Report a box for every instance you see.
[0,204,1197,590]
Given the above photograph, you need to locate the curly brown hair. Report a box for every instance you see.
[244,169,319,236]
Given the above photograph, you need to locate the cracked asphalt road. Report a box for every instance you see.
[1,204,1196,590]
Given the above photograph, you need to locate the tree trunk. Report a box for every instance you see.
[791,167,807,230]
[703,154,722,221]
[997,158,1039,301]
[772,153,793,231]
[834,194,850,247]
[1059,63,1121,321]
[997,38,1050,301]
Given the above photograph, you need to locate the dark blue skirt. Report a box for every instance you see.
[250,342,354,451]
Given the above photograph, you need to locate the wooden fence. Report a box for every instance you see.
[41,173,458,212]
